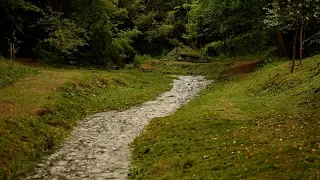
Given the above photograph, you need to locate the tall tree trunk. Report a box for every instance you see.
[291,28,299,73]
[299,17,304,65]
[223,33,227,55]
[276,30,287,57]
[291,0,300,73]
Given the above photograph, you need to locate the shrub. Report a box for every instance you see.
[133,54,153,68]
[202,31,272,57]
[35,10,87,64]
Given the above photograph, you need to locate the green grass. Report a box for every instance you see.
[0,64,173,179]
[152,61,231,79]
[130,56,320,179]
[0,58,38,88]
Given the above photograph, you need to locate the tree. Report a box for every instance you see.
[36,10,87,63]
[183,0,270,56]
[133,0,191,55]
[0,0,40,56]
[264,0,320,72]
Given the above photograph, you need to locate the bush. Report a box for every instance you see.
[133,54,154,68]
[202,31,272,57]
[35,10,87,64]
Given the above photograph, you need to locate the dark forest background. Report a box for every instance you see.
[1,0,320,69]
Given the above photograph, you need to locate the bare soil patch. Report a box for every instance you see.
[15,58,40,67]
[221,60,264,79]
[0,101,22,118]
[0,70,84,118]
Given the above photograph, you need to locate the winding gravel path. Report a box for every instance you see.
[25,76,212,180]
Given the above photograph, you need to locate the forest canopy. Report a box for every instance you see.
[1,0,320,69]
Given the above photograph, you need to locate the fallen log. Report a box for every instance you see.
[176,52,204,60]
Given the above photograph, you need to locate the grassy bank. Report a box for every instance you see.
[153,61,232,79]
[0,59,174,179]
[0,59,38,89]
[130,56,320,179]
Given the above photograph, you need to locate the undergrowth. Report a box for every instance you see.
[130,56,320,179]
[132,54,154,69]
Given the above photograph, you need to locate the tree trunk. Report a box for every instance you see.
[275,30,287,57]
[299,17,304,65]
[291,0,300,73]
[9,43,13,60]
[291,28,299,73]
[223,34,227,55]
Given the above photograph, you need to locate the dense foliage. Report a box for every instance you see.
[1,0,320,68]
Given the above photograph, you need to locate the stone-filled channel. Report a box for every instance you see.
[25,76,212,180]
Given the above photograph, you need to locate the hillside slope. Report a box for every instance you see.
[130,56,320,179]
[0,59,174,179]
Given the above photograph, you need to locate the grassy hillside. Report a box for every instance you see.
[0,59,174,179]
[130,56,320,179]
[0,59,38,89]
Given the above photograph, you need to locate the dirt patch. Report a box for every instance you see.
[24,76,212,180]
[15,58,40,67]
[139,63,153,72]
[23,70,81,95]
[0,70,84,118]
[0,101,23,118]
[33,108,47,116]
[221,60,264,80]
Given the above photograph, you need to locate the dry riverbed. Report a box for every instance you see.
[24,76,212,180]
